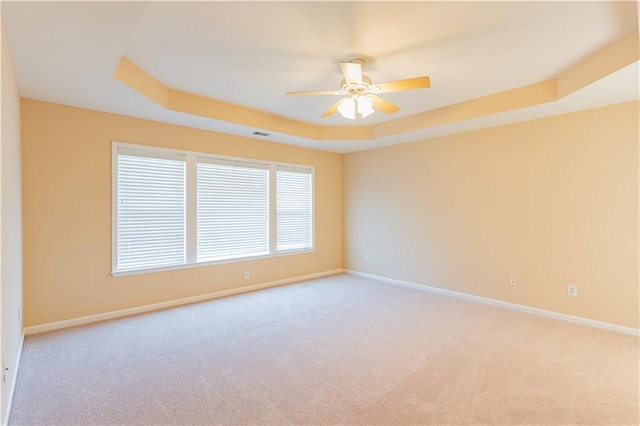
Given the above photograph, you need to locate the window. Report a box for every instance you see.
[115,150,186,272]
[112,142,314,275]
[197,159,269,262]
[276,166,312,251]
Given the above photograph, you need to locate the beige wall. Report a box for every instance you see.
[21,99,343,327]
[17,96,640,330]
[1,17,23,424]
[344,101,639,329]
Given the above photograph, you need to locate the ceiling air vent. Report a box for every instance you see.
[252,131,270,137]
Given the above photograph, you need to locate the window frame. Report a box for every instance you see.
[112,141,315,277]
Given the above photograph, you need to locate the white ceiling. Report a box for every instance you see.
[2,1,638,153]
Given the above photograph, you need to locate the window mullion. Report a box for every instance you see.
[268,164,277,254]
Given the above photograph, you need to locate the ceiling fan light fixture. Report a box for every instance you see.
[356,95,374,118]
[337,95,374,119]
[338,96,356,119]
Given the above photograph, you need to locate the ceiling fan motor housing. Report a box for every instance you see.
[340,75,373,95]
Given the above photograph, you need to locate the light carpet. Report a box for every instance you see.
[9,274,639,425]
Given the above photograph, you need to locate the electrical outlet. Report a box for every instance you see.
[364,254,369,262]
[567,284,577,297]
[243,271,250,280]
[509,276,517,287]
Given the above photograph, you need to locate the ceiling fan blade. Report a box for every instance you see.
[373,76,431,93]
[340,62,363,84]
[320,99,342,117]
[370,95,400,115]
[286,89,341,96]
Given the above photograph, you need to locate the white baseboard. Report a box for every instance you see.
[24,268,640,338]
[3,332,25,426]
[345,269,640,337]
[24,269,343,336]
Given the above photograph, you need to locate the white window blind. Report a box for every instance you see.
[116,152,186,271]
[277,166,312,251]
[197,159,269,262]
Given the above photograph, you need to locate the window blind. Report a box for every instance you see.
[116,153,186,271]
[197,159,269,262]
[276,167,312,251]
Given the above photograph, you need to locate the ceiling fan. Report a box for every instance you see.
[286,59,431,119]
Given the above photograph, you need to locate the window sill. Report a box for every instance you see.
[111,248,316,277]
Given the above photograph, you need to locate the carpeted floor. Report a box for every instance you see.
[9,274,639,425]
